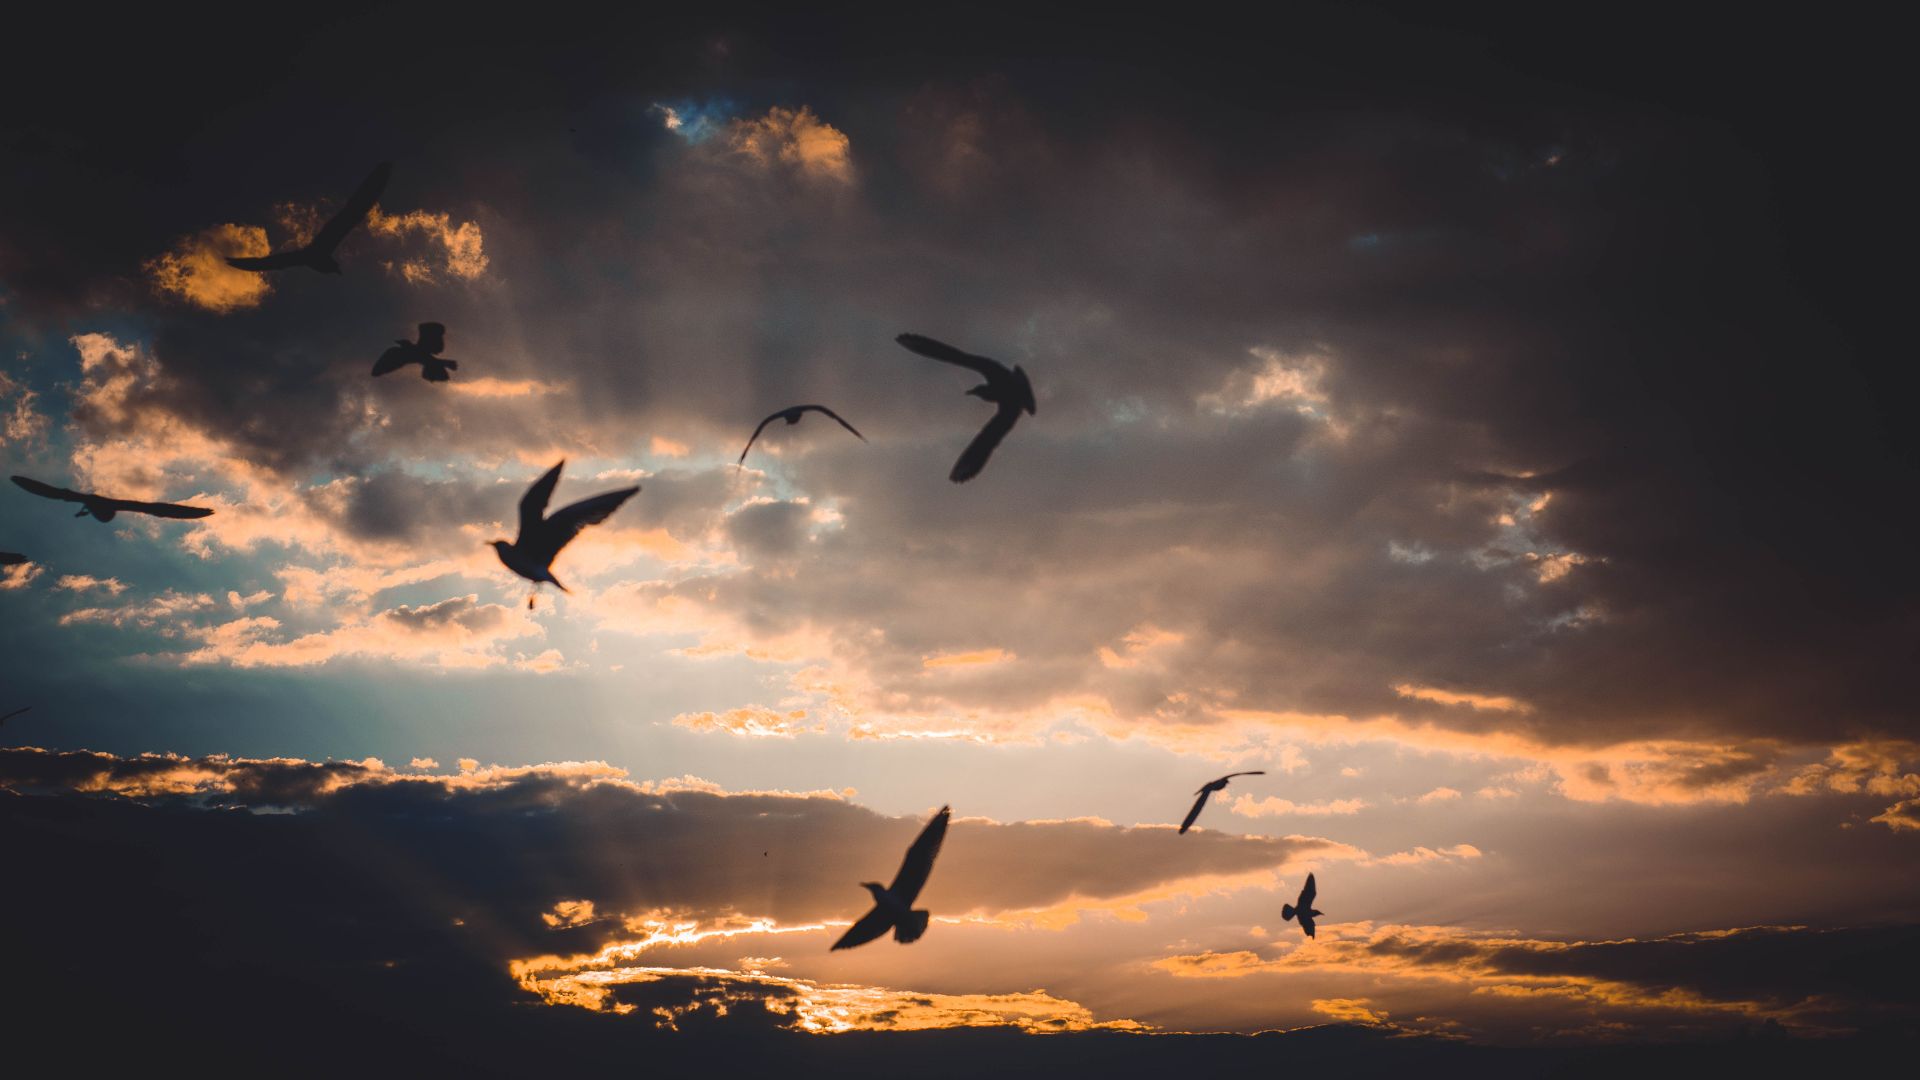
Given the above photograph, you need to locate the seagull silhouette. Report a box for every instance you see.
[831,805,950,951]
[1,706,28,726]
[490,461,638,609]
[738,405,865,464]
[1282,872,1322,939]
[895,333,1036,483]
[373,322,459,382]
[226,161,391,274]
[1179,771,1266,834]
[12,475,214,522]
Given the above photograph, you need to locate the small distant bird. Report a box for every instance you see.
[373,322,459,382]
[491,461,639,608]
[738,405,865,464]
[831,805,951,951]
[1282,872,1323,939]
[895,333,1036,483]
[226,161,391,274]
[1,706,27,726]
[1180,771,1266,834]
[12,475,214,522]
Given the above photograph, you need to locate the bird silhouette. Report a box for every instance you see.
[0,706,27,726]
[1,551,28,566]
[373,322,459,382]
[226,162,391,274]
[1282,872,1322,939]
[490,461,638,609]
[738,405,865,464]
[1179,771,1266,834]
[895,333,1036,483]
[831,805,950,951]
[12,475,214,522]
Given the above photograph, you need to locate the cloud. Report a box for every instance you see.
[725,106,854,183]
[366,207,490,282]
[1231,795,1368,817]
[143,223,275,311]
[674,706,823,738]
[0,369,48,445]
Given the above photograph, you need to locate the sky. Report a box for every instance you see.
[1,3,1914,1070]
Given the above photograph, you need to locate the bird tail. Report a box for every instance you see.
[549,574,570,594]
[1282,904,1297,922]
[893,909,931,944]
[423,360,454,382]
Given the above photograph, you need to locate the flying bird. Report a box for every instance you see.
[225,161,392,274]
[738,404,865,464]
[831,805,951,951]
[490,461,639,609]
[1,706,28,726]
[373,322,459,382]
[12,475,214,522]
[895,333,1036,483]
[1179,771,1266,834]
[1282,872,1323,939]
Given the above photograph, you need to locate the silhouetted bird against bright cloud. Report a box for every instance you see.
[1179,771,1266,834]
[895,333,1035,483]
[373,322,459,382]
[738,405,865,464]
[1282,872,1322,939]
[226,161,391,274]
[831,805,950,951]
[12,475,214,522]
[491,461,638,609]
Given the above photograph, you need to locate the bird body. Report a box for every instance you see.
[373,322,459,382]
[226,162,391,275]
[1282,872,1323,939]
[738,404,865,464]
[491,461,638,608]
[895,333,1036,483]
[1179,770,1266,834]
[831,805,950,950]
[12,475,214,523]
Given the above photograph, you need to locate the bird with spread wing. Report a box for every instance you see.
[738,404,865,464]
[12,475,214,523]
[831,805,951,951]
[1179,771,1266,834]
[373,322,459,382]
[490,461,638,609]
[1282,872,1323,939]
[226,161,391,275]
[895,333,1035,483]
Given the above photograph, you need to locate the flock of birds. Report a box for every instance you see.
[1,161,1325,951]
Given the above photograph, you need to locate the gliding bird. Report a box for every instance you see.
[1282,872,1323,939]
[226,161,391,274]
[831,805,951,951]
[1179,771,1266,834]
[738,405,865,464]
[895,333,1035,483]
[373,322,459,382]
[490,461,638,609]
[12,475,214,522]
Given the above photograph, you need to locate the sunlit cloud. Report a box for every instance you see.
[367,207,489,282]
[725,106,854,183]
[143,223,275,312]
[673,706,823,738]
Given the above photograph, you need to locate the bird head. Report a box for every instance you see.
[488,540,512,557]
[859,882,887,898]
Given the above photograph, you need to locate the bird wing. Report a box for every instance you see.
[529,487,640,562]
[106,497,214,519]
[517,462,566,539]
[224,251,308,271]
[372,346,414,376]
[12,475,88,503]
[0,706,28,724]
[1180,789,1211,834]
[830,905,895,951]
[895,333,1006,379]
[886,805,950,905]
[738,412,785,464]
[310,161,392,254]
[949,404,1020,483]
[0,552,28,565]
[801,405,866,442]
[1298,872,1316,908]
[1298,913,1316,939]
[1224,771,1267,780]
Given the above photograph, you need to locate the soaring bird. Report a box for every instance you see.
[12,475,214,522]
[490,461,638,609]
[225,161,391,274]
[831,805,951,951]
[1,706,27,726]
[1179,771,1266,834]
[1282,872,1323,939]
[373,322,459,382]
[738,404,865,464]
[895,333,1036,483]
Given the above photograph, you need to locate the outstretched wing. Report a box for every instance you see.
[1298,872,1316,908]
[12,475,88,503]
[1180,789,1211,834]
[372,346,414,376]
[887,805,950,905]
[896,333,1006,379]
[0,552,28,566]
[224,251,308,272]
[517,462,566,539]
[830,905,895,952]
[108,497,213,519]
[0,706,28,725]
[949,405,1019,483]
[804,405,866,442]
[531,487,640,561]
[1297,913,1316,939]
[310,161,392,254]
[1224,771,1267,781]
[738,412,784,464]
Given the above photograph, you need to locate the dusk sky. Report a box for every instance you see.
[2,4,1913,1072]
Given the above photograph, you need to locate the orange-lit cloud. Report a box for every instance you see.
[727,106,854,183]
[367,207,489,282]
[1393,684,1532,713]
[923,648,1016,669]
[1230,795,1368,817]
[0,370,47,445]
[143,223,275,312]
[673,706,823,738]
